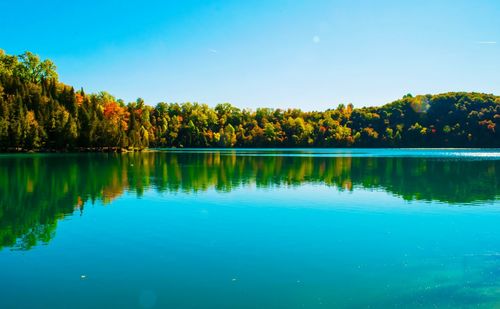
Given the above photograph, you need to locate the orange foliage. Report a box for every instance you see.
[75,93,84,106]
[103,101,120,118]
[103,101,130,131]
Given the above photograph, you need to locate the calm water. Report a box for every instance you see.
[1,149,499,308]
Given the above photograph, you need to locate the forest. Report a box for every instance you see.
[0,50,499,150]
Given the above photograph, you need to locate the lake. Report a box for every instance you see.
[1,149,499,308]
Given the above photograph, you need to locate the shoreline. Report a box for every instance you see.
[1,147,499,153]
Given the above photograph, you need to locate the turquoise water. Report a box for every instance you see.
[0,149,499,308]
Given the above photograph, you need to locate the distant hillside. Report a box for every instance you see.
[0,50,498,150]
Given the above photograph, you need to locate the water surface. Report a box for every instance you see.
[1,149,499,308]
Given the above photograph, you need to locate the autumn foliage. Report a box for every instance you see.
[0,50,499,150]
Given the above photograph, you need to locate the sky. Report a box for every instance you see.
[0,0,499,110]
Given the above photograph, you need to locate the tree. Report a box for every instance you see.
[0,49,499,151]
[15,51,58,83]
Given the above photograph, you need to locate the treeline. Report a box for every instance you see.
[0,50,499,150]
[1,152,498,249]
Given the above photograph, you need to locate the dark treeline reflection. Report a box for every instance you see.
[0,152,498,250]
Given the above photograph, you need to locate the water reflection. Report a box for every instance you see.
[0,150,498,250]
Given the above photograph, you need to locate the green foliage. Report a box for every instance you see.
[13,51,58,83]
[0,50,498,150]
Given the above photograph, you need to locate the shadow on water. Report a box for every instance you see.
[0,150,498,250]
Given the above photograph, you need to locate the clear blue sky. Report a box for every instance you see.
[1,0,499,110]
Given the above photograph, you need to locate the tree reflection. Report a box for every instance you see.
[0,152,498,250]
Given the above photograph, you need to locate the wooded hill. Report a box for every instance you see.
[0,50,498,150]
